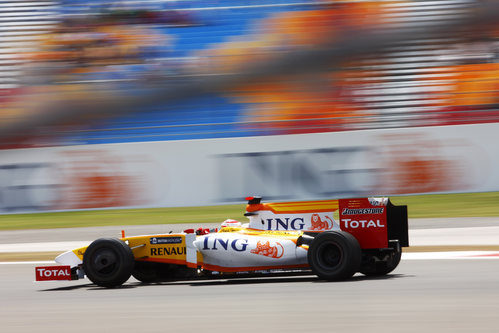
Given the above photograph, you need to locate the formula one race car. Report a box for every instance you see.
[35,197,408,287]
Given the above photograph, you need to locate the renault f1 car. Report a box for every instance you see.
[35,196,408,287]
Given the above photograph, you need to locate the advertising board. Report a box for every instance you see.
[0,123,495,213]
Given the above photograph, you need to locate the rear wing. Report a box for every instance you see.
[386,199,409,247]
[337,197,408,249]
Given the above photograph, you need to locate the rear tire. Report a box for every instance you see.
[132,262,197,283]
[307,231,361,281]
[83,238,134,288]
[132,261,162,283]
[360,240,402,276]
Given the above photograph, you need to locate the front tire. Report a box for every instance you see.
[83,238,134,288]
[307,231,361,281]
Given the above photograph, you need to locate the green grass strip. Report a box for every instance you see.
[390,192,499,218]
[1,192,499,230]
[0,204,245,231]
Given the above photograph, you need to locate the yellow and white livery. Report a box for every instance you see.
[36,196,408,287]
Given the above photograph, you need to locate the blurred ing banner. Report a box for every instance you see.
[0,123,495,213]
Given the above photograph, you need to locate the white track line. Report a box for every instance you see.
[409,226,499,246]
[402,251,499,260]
[0,261,54,265]
[0,241,90,252]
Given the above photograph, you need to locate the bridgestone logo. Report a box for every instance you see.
[341,208,384,215]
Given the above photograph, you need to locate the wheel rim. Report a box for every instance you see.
[91,249,119,276]
[316,241,343,271]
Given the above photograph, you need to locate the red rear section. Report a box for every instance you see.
[35,266,72,281]
[339,198,388,249]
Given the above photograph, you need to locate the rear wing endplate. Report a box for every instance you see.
[386,200,409,247]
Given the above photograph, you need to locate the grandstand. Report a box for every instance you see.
[1,0,498,147]
[0,0,58,90]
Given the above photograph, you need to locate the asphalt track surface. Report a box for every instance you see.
[2,260,499,333]
[2,218,499,333]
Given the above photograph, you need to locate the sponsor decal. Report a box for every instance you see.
[341,207,384,215]
[265,217,305,231]
[35,266,72,281]
[250,241,284,259]
[310,214,333,231]
[341,218,385,229]
[202,237,249,252]
[150,247,186,256]
[217,227,242,233]
[150,237,182,245]
[339,198,388,249]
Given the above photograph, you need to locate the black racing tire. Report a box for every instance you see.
[132,261,162,283]
[83,238,134,288]
[307,231,361,281]
[360,241,402,276]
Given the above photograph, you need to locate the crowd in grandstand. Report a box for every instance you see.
[0,0,498,148]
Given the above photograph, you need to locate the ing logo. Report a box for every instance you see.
[250,241,284,259]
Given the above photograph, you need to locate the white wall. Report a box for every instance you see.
[0,123,496,213]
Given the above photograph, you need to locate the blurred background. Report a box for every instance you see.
[0,0,498,213]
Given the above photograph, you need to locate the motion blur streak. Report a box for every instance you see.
[1,1,499,212]
[0,0,498,146]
